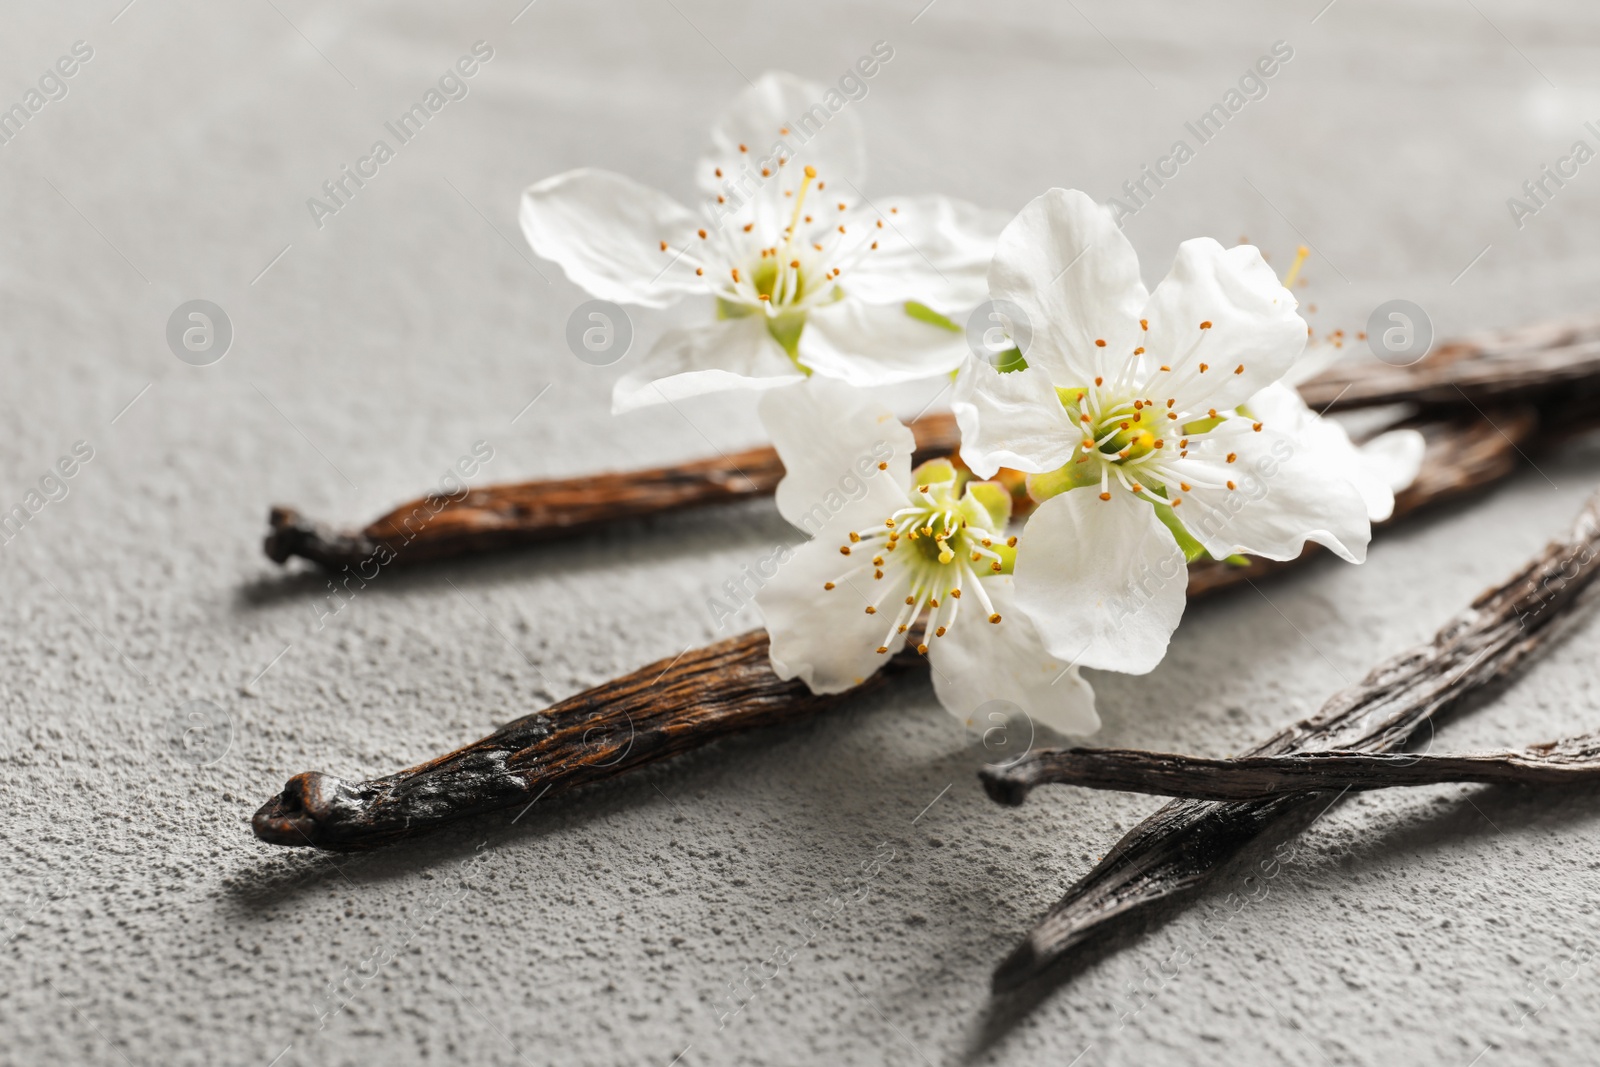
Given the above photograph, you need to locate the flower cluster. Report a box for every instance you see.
[522,72,1422,739]
[521,72,1004,412]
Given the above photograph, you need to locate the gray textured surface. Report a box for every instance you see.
[3,1,1600,1064]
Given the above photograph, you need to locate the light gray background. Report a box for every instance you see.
[3,1,1599,1064]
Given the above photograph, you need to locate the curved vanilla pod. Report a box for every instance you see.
[253,630,923,850]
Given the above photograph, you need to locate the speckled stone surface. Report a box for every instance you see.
[3,1,1600,1064]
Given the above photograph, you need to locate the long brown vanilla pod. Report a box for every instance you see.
[989,489,1600,992]
[262,313,1600,571]
[263,412,960,570]
[1296,314,1600,413]
[253,629,925,851]
[980,734,1600,805]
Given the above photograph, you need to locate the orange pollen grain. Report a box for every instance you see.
[1095,339,1107,347]
[1200,320,1212,329]
[1227,452,1237,463]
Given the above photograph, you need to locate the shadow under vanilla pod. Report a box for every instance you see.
[262,315,1600,574]
[251,380,1600,852]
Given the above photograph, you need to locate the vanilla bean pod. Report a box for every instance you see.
[263,315,1600,572]
[252,408,1592,851]
[253,630,925,850]
[980,734,1600,805]
[989,490,1600,992]
[263,412,960,570]
[1297,314,1600,413]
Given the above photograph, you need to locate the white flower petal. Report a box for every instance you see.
[798,300,968,386]
[1281,338,1346,388]
[1247,382,1400,523]
[928,578,1100,735]
[759,378,914,535]
[1175,425,1371,563]
[698,71,866,198]
[757,532,911,694]
[953,360,1082,478]
[1359,428,1426,516]
[520,169,704,309]
[1140,239,1306,413]
[1014,487,1188,674]
[842,196,1010,310]
[611,316,802,413]
[988,188,1147,385]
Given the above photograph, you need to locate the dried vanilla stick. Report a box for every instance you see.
[990,489,1600,992]
[980,734,1600,805]
[263,315,1600,571]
